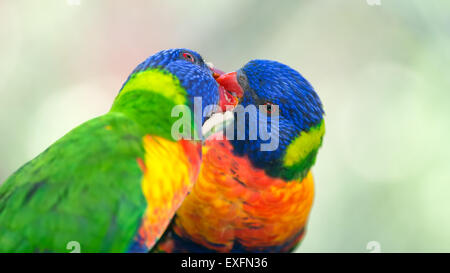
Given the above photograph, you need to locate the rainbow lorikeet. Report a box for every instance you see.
[0,48,221,252]
[155,60,325,252]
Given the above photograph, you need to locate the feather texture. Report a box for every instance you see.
[156,134,314,253]
[0,48,217,252]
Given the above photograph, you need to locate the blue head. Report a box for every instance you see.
[112,48,221,140]
[119,48,220,122]
[218,60,325,180]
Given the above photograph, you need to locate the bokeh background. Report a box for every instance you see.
[1,0,449,252]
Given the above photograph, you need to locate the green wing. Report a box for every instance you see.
[0,112,147,252]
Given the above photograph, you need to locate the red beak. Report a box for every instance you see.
[216,72,244,112]
[216,72,244,98]
[210,67,225,79]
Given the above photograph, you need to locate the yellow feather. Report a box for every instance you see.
[118,69,187,105]
[138,135,195,249]
[283,120,325,167]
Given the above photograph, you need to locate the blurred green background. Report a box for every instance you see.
[0,0,449,252]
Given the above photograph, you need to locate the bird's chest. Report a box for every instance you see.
[173,139,315,252]
[133,136,201,251]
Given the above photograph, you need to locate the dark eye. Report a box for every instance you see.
[182,52,195,63]
[261,102,276,114]
[236,70,249,91]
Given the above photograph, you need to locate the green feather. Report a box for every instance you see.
[0,113,146,252]
[0,68,191,252]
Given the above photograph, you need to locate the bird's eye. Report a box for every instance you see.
[261,102,277,115]
[236,70,249,91]
[182,52,195,63]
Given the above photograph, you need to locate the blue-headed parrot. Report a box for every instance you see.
[0,48,221,252]
[156,60,325,253]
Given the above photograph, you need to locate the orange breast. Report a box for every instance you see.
[171,136,315,252]
[135,135,201,250]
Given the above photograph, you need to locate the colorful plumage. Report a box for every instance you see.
[0,48,219,252]
[155,60,325,252]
